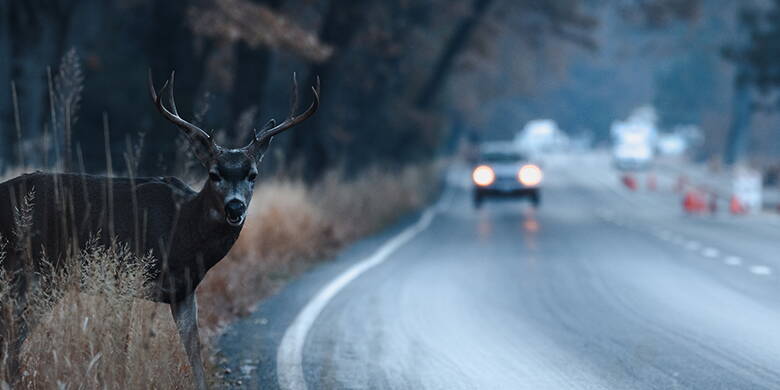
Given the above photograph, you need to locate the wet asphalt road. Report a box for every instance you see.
[220,155,780,389]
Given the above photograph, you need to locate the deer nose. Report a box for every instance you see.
[225,200,246,223]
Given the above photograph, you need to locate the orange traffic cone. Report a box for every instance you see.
[683,190,706,213]
[621,175,637,191]
[730,195,746,215]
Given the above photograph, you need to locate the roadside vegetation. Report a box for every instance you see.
[0,163,437,388]
[0,234,190,389]
[0,184,190,388]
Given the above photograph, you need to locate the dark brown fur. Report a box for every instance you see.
[0,172,241,304]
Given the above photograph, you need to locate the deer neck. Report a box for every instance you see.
[177,185,243,266]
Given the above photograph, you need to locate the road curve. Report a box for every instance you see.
[220,155,780,389]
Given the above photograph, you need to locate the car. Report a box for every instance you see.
[471,143,543,208]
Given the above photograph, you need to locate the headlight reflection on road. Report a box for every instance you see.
[523,208,539,233]
[524,219,539,233]
[477,215,493,239]
[522,209,539,252]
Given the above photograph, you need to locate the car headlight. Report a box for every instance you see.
[472,165,496,186]
[518,164,543,186]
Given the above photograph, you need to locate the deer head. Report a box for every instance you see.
[148,70,320,226]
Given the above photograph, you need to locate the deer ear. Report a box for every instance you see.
[185,133,219,167]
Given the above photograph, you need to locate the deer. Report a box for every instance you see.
[0,70,319,389]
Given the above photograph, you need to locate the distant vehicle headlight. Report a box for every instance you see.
[518,164,543,186]
[472,165,496,186]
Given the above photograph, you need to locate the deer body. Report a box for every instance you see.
[0,172,240,303]
[0,71,319,389]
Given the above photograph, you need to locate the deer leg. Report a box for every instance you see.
[1,275,29,385]
[0,302,18,383]
[6,312,28,385]
[171,293,207,390]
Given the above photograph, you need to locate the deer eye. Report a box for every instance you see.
[248,172,257,182]
[209,171,222,182]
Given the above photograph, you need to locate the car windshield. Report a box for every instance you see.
[481,151,524,163]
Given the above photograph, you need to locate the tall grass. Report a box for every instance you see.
[0,195,193,388]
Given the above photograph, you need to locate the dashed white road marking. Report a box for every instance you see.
[701,247,720,258]
[724,256,742,266]
[685,241,701,251]
[749,265,772,276]
[638,226,760,275]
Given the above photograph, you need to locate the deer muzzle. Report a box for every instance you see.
[225,199,247,226]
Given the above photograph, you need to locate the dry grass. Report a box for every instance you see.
[0,238,194,389]
[22,297,190,389]
[197,163,439,333]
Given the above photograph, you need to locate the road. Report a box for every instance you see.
[220,154,780,389]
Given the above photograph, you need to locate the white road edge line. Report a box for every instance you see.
[701,247,720,258]
[685,241,701,251]
[276,188,451,390]
[724,256,742,266]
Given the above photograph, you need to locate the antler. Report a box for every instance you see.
[244,73,320,158]
[148,70,217,164]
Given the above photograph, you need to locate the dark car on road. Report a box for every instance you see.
[472,143,543,208]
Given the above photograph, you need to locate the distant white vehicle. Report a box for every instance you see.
[733,168,762,213]
[656,133,687,156]
[513,119,569,156]
[611,106,657,170]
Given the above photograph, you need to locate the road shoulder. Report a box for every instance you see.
[217,209,429,389]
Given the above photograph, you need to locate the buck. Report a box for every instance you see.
[0,70,319,389]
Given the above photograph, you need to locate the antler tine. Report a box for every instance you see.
[255,75,320,145]
[147,68,160,102]
[241,74,319,158]
[168,71,179,116]
[148,69,212,143]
